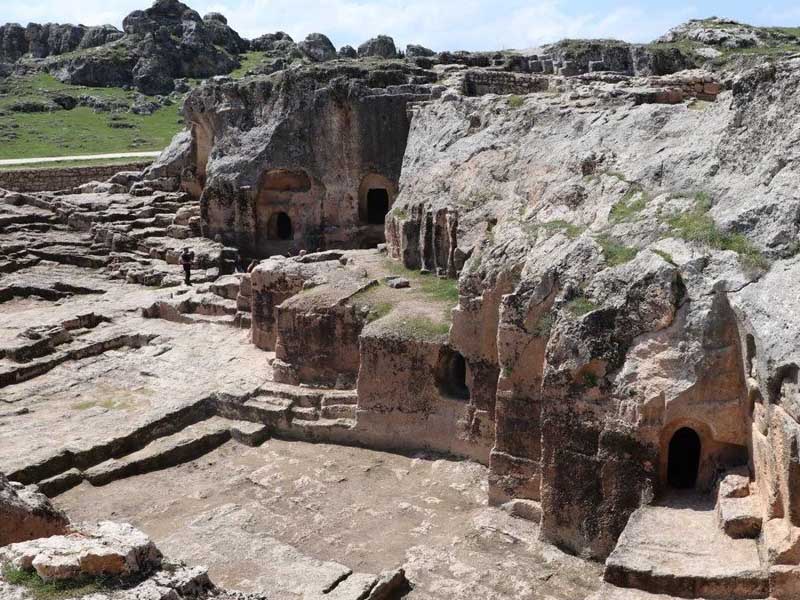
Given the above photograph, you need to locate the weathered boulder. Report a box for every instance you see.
[0,521,162,582]
[298,33,337,62]
[203,12,249,54]
[0,473,69,546]
[406,44,434,58]
[79,24,124,50]
[0,24,28,63]
[338,45,357,59]
[251,31,294,52]
[358,35,397,58]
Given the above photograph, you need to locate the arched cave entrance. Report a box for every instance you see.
[436,349,470,400]
[366,189,390,225]
[254,168,314,254]
[667,427,701,489]
[269,212,294,241]
[358,174,396,231]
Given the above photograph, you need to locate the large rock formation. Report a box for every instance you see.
[1,0,246,94]
[181,60,438,256]
[0,23,123,63]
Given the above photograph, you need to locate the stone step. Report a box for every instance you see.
[320,404,357,420]
[128,227,169,240]
[37,468,83,497]
[290,418,356,434]
[322,391,359,406]
[604,494,769,600]
[291,406,320,422]
[167,224,193,240]
[83,417,266,486]
[209,275,242,300]
[182,314,239,327]
[0,333,154,388]
[717,495,762,539]
[28,247,108,269]
[234,311,251,329]
[587,583,686,600]
[229,420,270,447]
[258,382,324,408]
[215,395,291,428]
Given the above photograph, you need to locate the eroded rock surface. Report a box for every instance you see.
[0,474,69,546]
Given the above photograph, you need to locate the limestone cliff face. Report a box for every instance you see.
[183,62,437,256]
[386,59,800,558]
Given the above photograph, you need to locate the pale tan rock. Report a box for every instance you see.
[0,521,162,582]
[0,473,69,546]
[763,518,800,566]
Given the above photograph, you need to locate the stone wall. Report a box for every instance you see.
[462,71,550,96]
[0,163,150,193]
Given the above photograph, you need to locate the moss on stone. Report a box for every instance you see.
[596,234,638,266]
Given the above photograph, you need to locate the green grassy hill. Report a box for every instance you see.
[0,73,184,160]
[0,52,271,162]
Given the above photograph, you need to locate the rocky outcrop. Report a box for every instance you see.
[406,44,434,58]
[0,22,122,63]
[19,0,244,94]
[541,39,696,76]
[298,33,337,62]
[250,31,295,53]
[0,473,69,546]
[202,12,249,54]
[378,51,800,582]
[181,60,437,256]
[358,35,397,59]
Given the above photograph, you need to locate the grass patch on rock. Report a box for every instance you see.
[229,51,268,78]
[1,565,111,600]
[666,192,769,271]
[531,313,554,337]
[383,259,459,306]
[397,316,451,339]
[565,296,599,317]
[507,95,524,109]
[365,301,393,323]
[652,249,677,266]
[610,185,649,223]
[596,234,638,266]
[524,219,585,241]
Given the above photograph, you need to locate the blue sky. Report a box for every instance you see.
[2,0,800,51]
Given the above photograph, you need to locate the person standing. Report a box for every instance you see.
[180,247,195,286]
